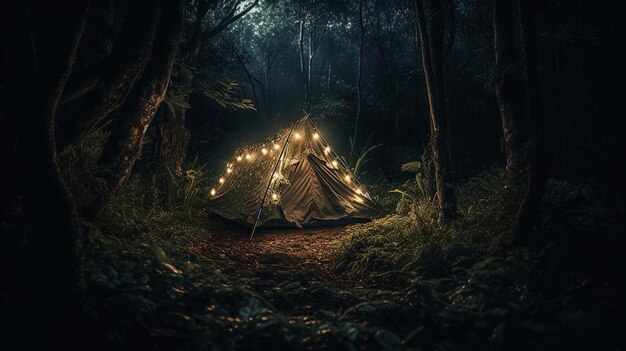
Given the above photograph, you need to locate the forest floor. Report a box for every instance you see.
[190,214,349,277]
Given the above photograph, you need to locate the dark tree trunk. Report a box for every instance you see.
[351,0,365,162]
[1,0,90,346]
[299,19,307,110]
[512,0,547,244]
[493,0,525,173]
[99,0,184,191]
[151,0,259,175]
[60,0,163,147]
[415,0,458,220]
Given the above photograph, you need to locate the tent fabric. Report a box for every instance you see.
[207,116,381,229]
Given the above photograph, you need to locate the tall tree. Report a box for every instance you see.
[99,0,184,191]
[60,0,164,148]
[351,0,366,162]
[493,0,525,173]
[511,0,547,244]
[153,0,259,175]
[414,0,458,220]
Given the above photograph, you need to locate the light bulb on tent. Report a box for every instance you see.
[246,153,253,161]
[210,188,216,196]
[332,160,338,168]
[324,146,331,155]
[355,188,363,195]
[219,178,225,184]
[353,195,364,204]
[273,143,280,150]
[294,132,302,140]
[344,174,351,183]
[237,155,243,162]
[272,193,279,201]
[313,133,319,140]
[261,148,268,155]
[227,167,233,174]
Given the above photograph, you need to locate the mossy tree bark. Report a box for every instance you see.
[414,0,458,221]
[59,0,164,148]
[99,0,184,191]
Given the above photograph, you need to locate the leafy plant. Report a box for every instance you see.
[165,157,209,213]
[341,133,382,178]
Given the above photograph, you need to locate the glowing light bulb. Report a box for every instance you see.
[294,132,302,140]
[237,156,243,162]
[324,146,331,155]
[272,193,278,200]
[210,188,216,196]
[273,143,280,150]
[355,188,363,195]
[261,148,268,155]
[227,168,233,174]
[219,178,225,184]
[354,195,364,203]
[344,174,351,183]
[313,133,319,140]
[245,153,253,161]
[332,160,338,168]
[272,172,279,179]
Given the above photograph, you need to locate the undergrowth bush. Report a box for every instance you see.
[333,167,524,281]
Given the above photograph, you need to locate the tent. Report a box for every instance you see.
[207,116,381,237]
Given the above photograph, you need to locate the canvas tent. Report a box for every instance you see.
[207,116,381,236]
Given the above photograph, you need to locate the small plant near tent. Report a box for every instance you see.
[343,133,383,178]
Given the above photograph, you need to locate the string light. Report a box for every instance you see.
[272,193,279,201]
[313,133,319,140]
[210,188,216,196]
[219,177,225,184]
[324,146,331,155]
[261,148,268,155]
[355,188,363,195]
[344,174,351,183]
[332,160,338,168]
[294,132,302,140]
[273,143,280,150]
[272,172,279,179]
[227,167,233,174]
[354,195,364,203]
[245,153,253,161]
[237,156,243,162]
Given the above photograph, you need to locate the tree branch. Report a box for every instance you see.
[202,0,259,39]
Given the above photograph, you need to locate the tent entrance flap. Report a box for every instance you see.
[281,154,354,227]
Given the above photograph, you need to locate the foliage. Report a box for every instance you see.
[165,61,256,115]
[334,167,524,280]
[82,164,625,350]
[340,133,383,178]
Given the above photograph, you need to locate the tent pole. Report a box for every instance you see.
[249,119,299,240]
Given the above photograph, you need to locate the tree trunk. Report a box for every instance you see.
[2,0,90,346]
[151,0,258,175]
[60,0,164,147]
[99,0,184,191]
[493,0,525,173]
[351,0,365,163]
[512,0,547,244]
[299,19,308,110]
[415,0,458,220]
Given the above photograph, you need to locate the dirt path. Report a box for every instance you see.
[190,213,352,276]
